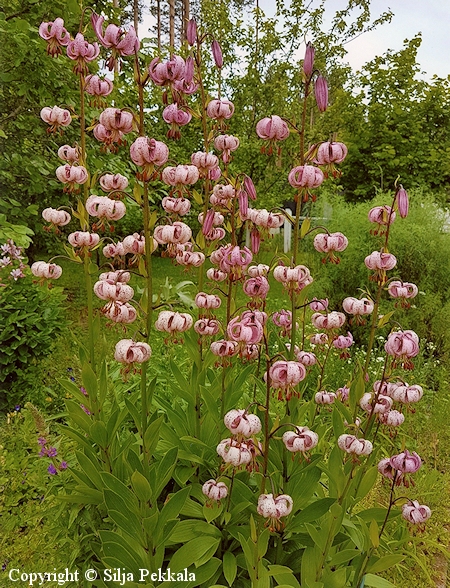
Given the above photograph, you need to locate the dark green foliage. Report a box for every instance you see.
[0,275,66,409]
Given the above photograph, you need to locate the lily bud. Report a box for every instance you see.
[396,185,409,218]
[303,42,315,78]
[314,75,328,113]
[211,40,223,68]
[186,19,197,46]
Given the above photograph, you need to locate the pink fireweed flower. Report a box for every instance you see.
[207,268,228,282]
[130,137,169,179]
[195,292,221,310]
[273,264,313,294]
[68,231,99,249]
[264,361,306,401]
[162,104,192,139]
[194,318,220,337]
[66,33,100,74]
[202,479,228,502]
[162,197,191,216]
[206,99,235,121]
[402,501,431,525]
[41,106,71,133]
[210,339,238,358]
[86,195,126,223]
[85,74,113,97]
[338,434,373,456]
[283,427,318,453]
[31,261,62,280]
[243,276,270,300]
[100,173,128,193]
[57,145,79,163]
[392,384,423,404]
[114,339,151,364]
[288,165,324,188]
[39,18,70,57]
[313,232,348,263]
[91,13,139,70]
[315,391,337,405]
[99,270,131,283]
[396,185,409,218]
[122,233,147,255]
[310,297,329,312]
[190,152,219,177]
[103,301,136,324]
[162,164,199,187]
[153,222,192,245]
[359,392,393,414]
[311,311,345,330]
[56,165,88,191]
[214,134,240,164]
[390,450,422,474]
[155,311,193,335]
[256,115,289,141]
[217,438,254,467]
[148,55,185,86]
[385,330,419,366]
[42,208,71,227]
[93,280,134,303]
[224,409,262,437]
[257,494,293,530]
[211,40,223,68]
[378,410,405,427]
[314,75,328,112]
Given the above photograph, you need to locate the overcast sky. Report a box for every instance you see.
[258,0,450,79]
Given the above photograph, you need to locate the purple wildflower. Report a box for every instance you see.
[48,464,58,475]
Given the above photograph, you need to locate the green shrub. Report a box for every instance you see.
[0,275,66,409]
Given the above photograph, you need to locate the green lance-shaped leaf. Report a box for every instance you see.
[223,551,237,587]
[363,573,396,588]
[131,470,152,504]
[367,555,405,574]
[288,498,337,532]
[168,536,220,573]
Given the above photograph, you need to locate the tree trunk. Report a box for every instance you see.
[169,0,175,48]
[157,0,161,51]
